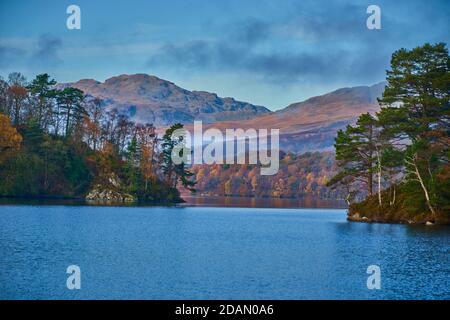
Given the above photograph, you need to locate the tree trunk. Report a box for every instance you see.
[65,105,71,136]
[345,193,351,206]
[14,100,20,125]
[412,158,437,220]
[376,150,382,206]
[38,97,44,127]
[390,186,396,206]
[368,172,373,196]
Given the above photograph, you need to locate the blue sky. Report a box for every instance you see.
[0,0,449,110]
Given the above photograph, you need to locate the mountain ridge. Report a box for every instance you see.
[198,81,386,152]
[58,73,271,126]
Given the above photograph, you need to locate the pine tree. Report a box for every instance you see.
[27,74,57,129]
[377,43,450,218]
[331,113,379,198]
[56,87,85,136]
[161,123,196,191]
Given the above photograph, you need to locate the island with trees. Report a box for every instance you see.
[328,43,450,224]
[0,73,196,204]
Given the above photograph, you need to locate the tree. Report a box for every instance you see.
[101,109,118,143]
[84,98,104,151]
[6,72,28,125]
[136,123,158,191]
[27,73,57,129]
[378,43,450,141]
[0,114,22,163]
[161,123,196,191]
[7,85,27,126]
[0,76,8,115]
[115,114,135,155]
[8,72,26,87]
[56,87,86,136]
[377,43,450,218]
[330,113,379,198]
[124,135,140,195]
[379,144,404,206]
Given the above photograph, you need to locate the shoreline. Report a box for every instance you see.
[0,196,184,207]
[347,212,450,225]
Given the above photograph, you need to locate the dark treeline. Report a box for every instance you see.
[329,43,450,224]
[0,73,195,202]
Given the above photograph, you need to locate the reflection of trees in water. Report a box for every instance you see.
[182,195,346,209]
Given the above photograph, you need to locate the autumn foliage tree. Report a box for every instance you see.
[0,114,22,163]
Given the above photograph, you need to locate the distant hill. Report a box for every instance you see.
[201,82,386,153]
[58,74,270,126]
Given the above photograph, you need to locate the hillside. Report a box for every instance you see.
[188,151,346,200]
[200,82,386,152]
[59,74,270,126]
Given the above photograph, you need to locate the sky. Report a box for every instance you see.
[0,0,449,110]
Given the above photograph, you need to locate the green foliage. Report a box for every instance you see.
[378,42,450,141]
[339,43,450,222]
[0,128,92,197]
[0,152,43,196]
[27,73,57,128]
[332,113,379,196]
[161,123,197,192]
[55,87,86,136]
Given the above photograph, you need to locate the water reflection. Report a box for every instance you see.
[0,196,346,209]
[182,195,347,209]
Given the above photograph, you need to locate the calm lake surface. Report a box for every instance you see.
[0,199,449,299]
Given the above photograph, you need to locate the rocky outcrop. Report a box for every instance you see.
[85,186,135,202]
[85,174,135,203]
[348,213,371,222]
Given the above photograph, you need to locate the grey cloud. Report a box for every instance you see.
[31,34,63,67]
[233,19,270,46]
[0,46,26,68]
[0,34,63,71]
[287,1,365,39]
[146,0,449,85]
[146,32,387,84]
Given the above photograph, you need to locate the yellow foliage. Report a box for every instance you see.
[0,113,22,163]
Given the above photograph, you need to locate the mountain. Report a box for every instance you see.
[201,82,386,153]
[58,74,270,126]
[60,74,386,153]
